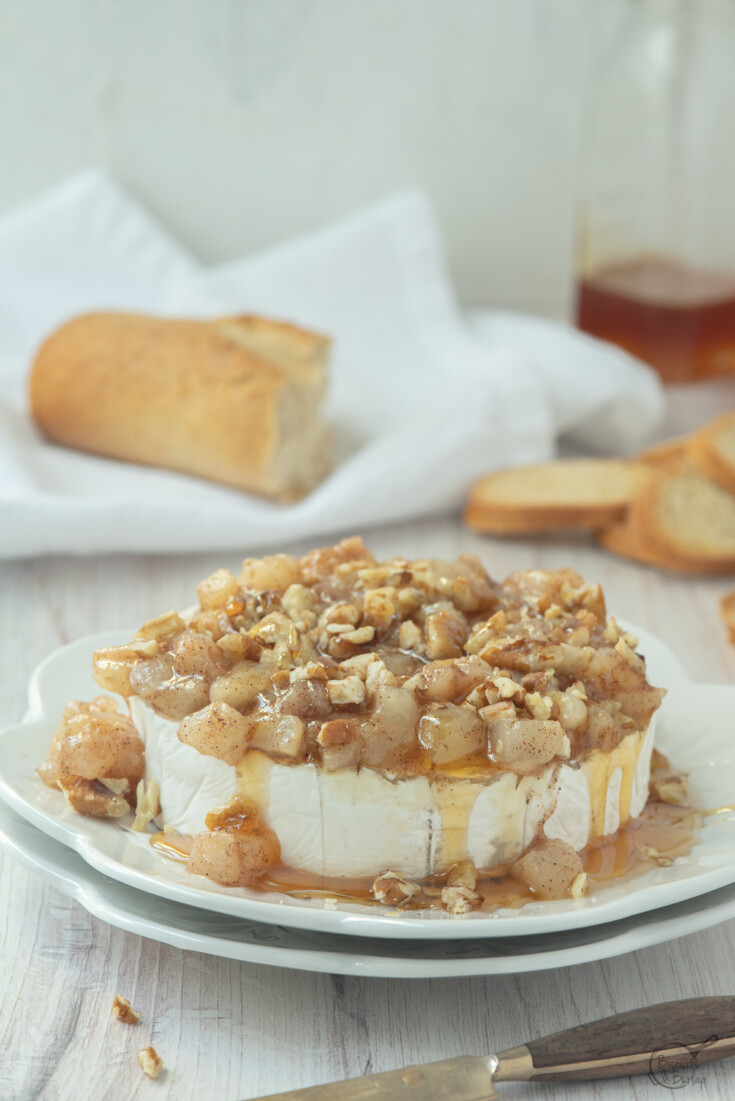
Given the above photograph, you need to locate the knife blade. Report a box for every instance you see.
[248,996,735,1100]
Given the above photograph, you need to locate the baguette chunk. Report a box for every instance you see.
[29,311,332,501]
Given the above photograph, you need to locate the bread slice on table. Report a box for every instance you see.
[637,436,690,468]
[688,413,735,496]
[29,312,332,501]
[600,518,731,575]
[464,459,653,535]
[626,463,735,573]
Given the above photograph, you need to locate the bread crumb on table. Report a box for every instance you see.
[112,994,141,1025]
[137,1046,164,1079]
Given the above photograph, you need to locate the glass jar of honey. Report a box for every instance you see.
[575,0,735,382]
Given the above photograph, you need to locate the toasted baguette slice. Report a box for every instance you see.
[30,312,332,500]
[628,463,735,572]
[464,459,652,535]
[637,436,690,468]
[689,413,735,496]
[600,520,731,575]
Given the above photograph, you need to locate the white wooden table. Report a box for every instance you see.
[3,391,735,1100]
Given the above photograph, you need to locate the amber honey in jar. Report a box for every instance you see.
[575,0,735,383]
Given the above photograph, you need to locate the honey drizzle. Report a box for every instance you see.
[150,832,192,863]
[149,796,702,911]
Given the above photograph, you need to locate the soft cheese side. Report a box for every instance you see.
[132,698,655,878]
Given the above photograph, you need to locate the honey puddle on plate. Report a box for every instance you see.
[150,795,702,912]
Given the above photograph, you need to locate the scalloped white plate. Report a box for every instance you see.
[1,624,734,941]
[4,798,735,978]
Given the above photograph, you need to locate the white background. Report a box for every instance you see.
[0,0,631,318]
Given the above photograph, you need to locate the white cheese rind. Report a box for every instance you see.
[131,697,656,877]
[631,720,656,818]
[467,769,558,869]
[544,765,592,851]
[131,697,238,834]
[318,770,435,878]
[267,763,325,873]
[604,766,623,837]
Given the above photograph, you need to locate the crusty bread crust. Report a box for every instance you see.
[600,519,734,574]
[464,460,651,535]
[29,312,331,500]
[688,414,735,497]
[637,436,690,468]
[627,463,735,571]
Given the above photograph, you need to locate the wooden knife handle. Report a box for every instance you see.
[496,996,735,1082]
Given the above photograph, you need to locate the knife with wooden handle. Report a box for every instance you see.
[250,997,735,1100]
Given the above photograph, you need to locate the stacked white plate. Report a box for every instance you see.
[2,626,735,978]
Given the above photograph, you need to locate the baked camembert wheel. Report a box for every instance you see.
[41,537,669,911]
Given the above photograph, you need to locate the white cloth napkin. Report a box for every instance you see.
[0,170,663,559]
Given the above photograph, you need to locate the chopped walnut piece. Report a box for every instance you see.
[524,692,552,721]
[655,780,690,807]
[281,583,316,618]
[395,586,424,616]
[325,676,365,707]
[340,625,375,645]
[398,619,423,652]
[441,884,482,915]
[424,608,468,660]
[302,536,374,584]
[112,995,141,1024]
[132,778,161,832]
[338,653,375,680]
[99,777,130,796]
[639,844,674,867]
[322,602,361,627]
[649,750,690,806]
[521,670,549,692]
[614,636,644,671]
[325,621,357,635]
[137,1047,163,1079]
[479,700,516,725]
[566,626,591,647]
[317,718,357,746]
[464,686,487,709]
[365,658,397,699]
[492,675,525,702]
[362,588,397,631]
[570,872,588,899]
[289,661,329,682]
[446,861,478,890]
[59,777,131,819]
[486,608,507,633]
[372,871,420,906]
